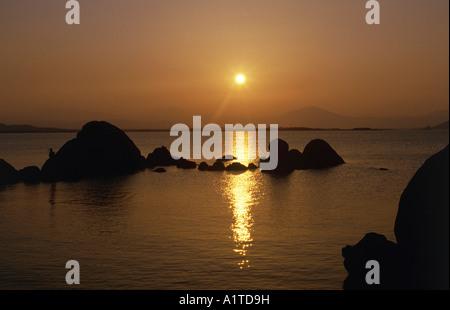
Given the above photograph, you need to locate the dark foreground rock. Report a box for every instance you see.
[394,144,449,289]
[342,145,449,290]
[342,233,404,290]
[41,121,145,182]
[262,138,344,174]
[146,147,198,169]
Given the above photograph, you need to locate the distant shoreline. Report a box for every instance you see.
[1,126,449,134]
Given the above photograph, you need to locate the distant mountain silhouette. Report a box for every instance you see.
[0,123,73,133]
[264,106,449,129]
[1,106,448,130]
[431,121,449,130]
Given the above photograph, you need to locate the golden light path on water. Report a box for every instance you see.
[223,132,264,269]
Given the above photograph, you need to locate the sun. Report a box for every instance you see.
[235,74,245,84]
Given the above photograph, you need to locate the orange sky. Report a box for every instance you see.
[0,0,448,127]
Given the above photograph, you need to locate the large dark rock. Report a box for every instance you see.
[288,149,303,170]
[261,138,344,173]
[342,233,404,290]
[394,145,449,289]
[176,158,197,169]
[18,166,41,183]
[146,146,177,168]
[342,145,449,290]
[0,159,19,185]
[300,139,345,169]
[41,121,145,182]
[261,138,294,174]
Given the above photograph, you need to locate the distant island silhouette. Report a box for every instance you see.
[0,123,76,133]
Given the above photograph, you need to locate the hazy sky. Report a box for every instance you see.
[0,0,448,126]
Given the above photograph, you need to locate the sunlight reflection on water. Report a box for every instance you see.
[223,170,265,269]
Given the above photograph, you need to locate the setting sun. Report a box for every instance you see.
[236,74,245,84]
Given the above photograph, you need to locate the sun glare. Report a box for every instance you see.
[236,74,245,84]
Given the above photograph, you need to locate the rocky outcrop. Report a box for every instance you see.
[17,166,41,183]
[199,160,226,171]
[300,139,345,169]
[146,147,197,169]
[0,159,19,185]
[288,149,303,170]
[176,158,197,169]
[41,121,145,182]
[342,145,449,290]
[248,163,258,170]
[342,233,404,290]
[198,160,258,172]
[146,146,177,168]
[198,162,209,171]
[1,160,41,185]
[225,162,248,171]
[209,161,226,171]
[262,138,344,174]
[394,145,449,289]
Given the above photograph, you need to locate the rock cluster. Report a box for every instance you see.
[342,145,449,289]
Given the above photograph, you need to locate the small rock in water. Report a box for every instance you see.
[153,168,166,173]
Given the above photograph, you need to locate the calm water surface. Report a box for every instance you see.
[0,130,448,289]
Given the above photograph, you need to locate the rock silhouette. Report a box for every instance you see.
[18,166,41,183]
[146,146,177,168]
[41,121,145,182]
[262,138,344,173]
[342,233,404,290]
[0,159,19,185]
[209,161,226,171]
[225,162,248,171]
[300,139,345,169]
[198,162,209,171]
[153,168,166,173]
[342,145,449,290]
[394,145,449,289]
[288,149,303,170]
[261,139,294,174]
[197,160,226,171]
[146,147,197,169]
[248,163,258,170]
[0,160,41,184]
[176,158,197,169]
